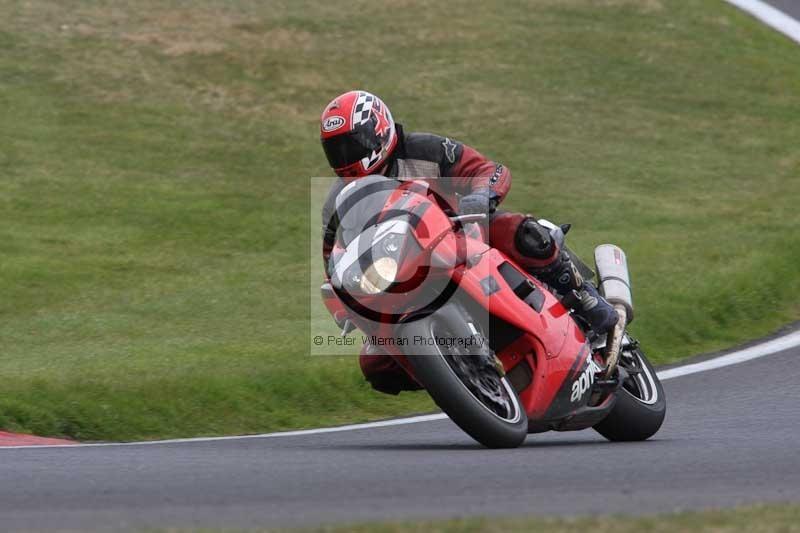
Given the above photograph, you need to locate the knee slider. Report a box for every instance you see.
[515,218,556,260]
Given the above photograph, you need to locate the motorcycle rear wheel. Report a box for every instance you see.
[593,341,666,441]
[398,304,527,449]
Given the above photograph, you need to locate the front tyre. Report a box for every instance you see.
[398,305,527,449]
[593,339,666,441]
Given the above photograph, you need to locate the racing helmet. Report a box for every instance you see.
[320,90,398,179]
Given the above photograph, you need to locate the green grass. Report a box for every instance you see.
[155,503,800,532]
[0,0,799,440]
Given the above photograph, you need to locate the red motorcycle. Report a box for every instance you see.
[322,176,666,448]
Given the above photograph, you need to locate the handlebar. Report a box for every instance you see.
[449,213,487,242]
[449,213,488,223]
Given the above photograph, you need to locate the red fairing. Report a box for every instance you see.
[448,144,512,201]
[449,249,588,419]
[322,178,603,430]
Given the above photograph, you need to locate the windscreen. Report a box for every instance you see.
[334,175,403,247]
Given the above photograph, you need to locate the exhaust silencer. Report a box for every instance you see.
[594,244,634,323]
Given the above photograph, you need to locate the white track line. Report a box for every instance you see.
[0,413,449,449]
[725,0,800,44]
[3,326,800,450]
[657,328,800,380]
[3,0,800,452]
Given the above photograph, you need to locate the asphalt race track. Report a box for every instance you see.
[2,334,799,530]
[764,0,800,20]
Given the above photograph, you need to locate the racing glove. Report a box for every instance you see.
[459,189,497,215]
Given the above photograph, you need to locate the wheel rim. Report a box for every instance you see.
[429,321,522,423]
[619,341,660,405]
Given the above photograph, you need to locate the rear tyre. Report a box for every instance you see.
[398,305,527,449]
[593,341,666,441]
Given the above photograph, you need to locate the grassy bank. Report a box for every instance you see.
[251,503,800,533]
[1,0,799,440]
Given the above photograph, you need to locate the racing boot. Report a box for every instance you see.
[359,342,423,395]
[572,281,619,334]
[545,255,619,333]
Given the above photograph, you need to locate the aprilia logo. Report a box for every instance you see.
[571,358,602,403]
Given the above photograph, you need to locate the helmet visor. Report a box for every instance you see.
[322,132,371,169]
[322,124,380,170]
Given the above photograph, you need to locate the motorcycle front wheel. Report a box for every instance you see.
[398,304,528,449]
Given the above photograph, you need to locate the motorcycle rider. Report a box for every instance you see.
[320,90,618,394]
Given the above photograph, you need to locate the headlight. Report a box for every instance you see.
[359,257,398,294]
[333,219,413,295]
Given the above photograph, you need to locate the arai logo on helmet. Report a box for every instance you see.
[322,116,346,132]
